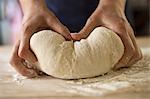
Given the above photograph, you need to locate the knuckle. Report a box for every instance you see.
[116,24,125,32]
[117,17,126,25]
[115,18,126,32]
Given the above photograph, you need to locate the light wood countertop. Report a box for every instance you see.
[0,37,150,99]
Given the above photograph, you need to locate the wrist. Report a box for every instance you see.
[20,0,48,16]
[99,0,126,17]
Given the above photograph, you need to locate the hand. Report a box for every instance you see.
[10,0,72,77]
[19,7,72,63]
[71,1,142,69]
[10,40,39,78]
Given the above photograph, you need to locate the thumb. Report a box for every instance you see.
[71,17,98,40]
[19,28,37,63]
[47,18,72,40]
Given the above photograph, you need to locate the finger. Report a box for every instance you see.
[106,25,135,69]
[114,33,134,69]
[10,40,38,78]
[103,18,136,69]
[71,17,98,40]
[16,62,39,78]
[47,18,72,40]
[70,33,81,41]
[10,40,21,60]
[127,26,142,65]
[18,26,37,63]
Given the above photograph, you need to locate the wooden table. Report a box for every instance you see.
[0,37,150,99]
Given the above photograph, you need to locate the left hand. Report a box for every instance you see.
[71,3,142,69]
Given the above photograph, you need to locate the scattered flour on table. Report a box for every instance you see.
[12,74,27,85]
[61,47,150,95]
[11,47,150,96]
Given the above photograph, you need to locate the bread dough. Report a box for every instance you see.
[30,27,124,79]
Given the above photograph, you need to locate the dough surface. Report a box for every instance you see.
[30,27,124,79]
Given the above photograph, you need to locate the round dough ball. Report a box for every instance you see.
[30,27,124,79]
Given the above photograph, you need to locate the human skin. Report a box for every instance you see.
[10,0,142,77]
[71,0,142,69]
[10,0,72,77]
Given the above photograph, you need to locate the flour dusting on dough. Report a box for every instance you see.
[60,48,150,95]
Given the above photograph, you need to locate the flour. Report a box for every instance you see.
[59,47,150,95]
[30,27,124,79]
[13,74,27,85]
[66,47,150,84]
[10,47,150,96]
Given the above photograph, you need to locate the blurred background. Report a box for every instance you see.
[0,0,149,45]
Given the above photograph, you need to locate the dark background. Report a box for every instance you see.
[0,0,149,45]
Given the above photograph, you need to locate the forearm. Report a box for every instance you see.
[98,0,126,16]
[19,0,47,15]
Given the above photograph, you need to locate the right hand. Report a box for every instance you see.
[10,5,72,78]
[71,2,142,69]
